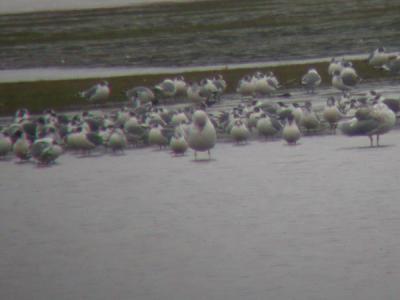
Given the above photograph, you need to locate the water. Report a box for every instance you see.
[1,0,400,71]
[0,54,370,83]
[1,131,400,300]
[0,0,193,14]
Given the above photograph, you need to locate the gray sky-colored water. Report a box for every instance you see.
[0,0,194,14]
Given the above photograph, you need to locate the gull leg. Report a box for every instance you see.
[369,135,373,147]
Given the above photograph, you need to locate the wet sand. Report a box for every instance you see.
[1,59,397,116]
[2,1,400,70]
[1,130,400,300]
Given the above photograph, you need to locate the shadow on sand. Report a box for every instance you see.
[74,152,105,159]
[337,144,395,151]
[14,159,34,165]
[191,158,217,163]
[34,161,60,169]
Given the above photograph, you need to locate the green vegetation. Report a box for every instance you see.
[0,58,393,116]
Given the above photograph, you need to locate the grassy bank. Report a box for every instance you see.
[0,59,392,116]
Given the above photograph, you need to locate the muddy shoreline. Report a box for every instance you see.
[0,58,395,116]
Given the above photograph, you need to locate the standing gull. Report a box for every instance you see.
[106,126,127,153]
[301,101,320,132]
[172,76,188,98]
[340,102,396,147]
[301,68,321,94]
[13,130,31,161]
[328,58,343,76]
[230,119,250,144]
[332,62,359,95]
[236,75,255,97]
[282,113,301,145]
[170,125,188,156]
[187,110,216,160]
[323,97,342,132]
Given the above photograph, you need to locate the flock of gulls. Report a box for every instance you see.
[1,47,400,166]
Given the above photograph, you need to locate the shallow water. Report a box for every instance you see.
[1,0,400,70]
[1,129,400,300]
[0,55,366,83]
[0,0,194,14]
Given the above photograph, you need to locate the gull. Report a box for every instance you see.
[340,102,396,147]
[382,56,400,74]
[14,108,30,123]
[211,74,227,100]
[126,86,155,107]
[106,126,127,153]
[256,113,282,139]
[230,119,250,144]
[148,123,169,149]
[301,68,321,93]
[154,79,177,101]
[123,116,149,147]
[323,97,342,132]
[289,103,304,125]
[172,76,188,98]
[328,57,344,76]
[199,78,220,105]
[66,127,103,155]
[254,71,279,96]
[332,63,360,95]
[171,111,189,126]
[236,74,255,97]
[368,47,393,68]
[187,82,209,106]
[187,110,217,160]
[13,130,31,161]
[0,132,12,158]
[79,80,110,102]
[169,126,188,156]
[31,137,63,165]
[282,112,301,145]
[300,101,320,132]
